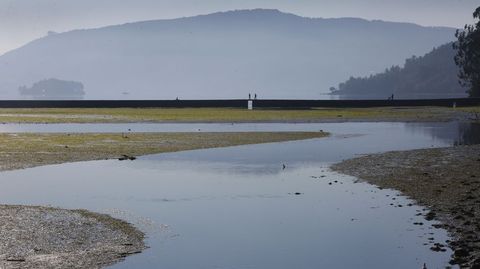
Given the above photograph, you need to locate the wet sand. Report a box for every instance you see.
[332,144,480,268]
[0,205,145,269]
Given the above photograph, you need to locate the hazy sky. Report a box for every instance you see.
[0,0,478,55]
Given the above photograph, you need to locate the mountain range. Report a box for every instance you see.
[0,9,457,99]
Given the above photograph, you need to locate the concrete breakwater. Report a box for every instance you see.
[0,98,478,108]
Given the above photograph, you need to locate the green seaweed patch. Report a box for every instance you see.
[0,106,465,123]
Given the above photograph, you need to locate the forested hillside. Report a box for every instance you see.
[331,43,467,99]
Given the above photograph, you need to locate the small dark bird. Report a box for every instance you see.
[282,164,286,169]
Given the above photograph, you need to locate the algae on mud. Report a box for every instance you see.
[0,106,471,123]
[0,131,328,171]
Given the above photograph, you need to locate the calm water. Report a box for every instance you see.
[0,122,475,269]
[0,121,476,137]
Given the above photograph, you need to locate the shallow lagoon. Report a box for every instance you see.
[0,122,476,268]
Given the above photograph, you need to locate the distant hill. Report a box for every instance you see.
[330,43,468,99]
[0,9,457,99]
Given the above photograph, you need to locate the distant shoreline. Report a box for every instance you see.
[0,98,478,109]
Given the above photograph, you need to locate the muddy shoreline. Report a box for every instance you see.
[0,205,145,269]
[332,144,480,268]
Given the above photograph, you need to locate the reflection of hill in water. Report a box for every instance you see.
[405,122,480,146]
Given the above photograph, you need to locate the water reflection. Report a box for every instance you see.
[138,122,477,177]
[0,121,479,148]
[0,122,466,268]
[0,161,455,269]
[405,121,480,146]
[457,122,480,145]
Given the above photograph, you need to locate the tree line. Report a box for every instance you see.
[330,43,466,98]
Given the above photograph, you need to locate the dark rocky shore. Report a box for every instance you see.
[0,205,145,269]
[332,144,480,268]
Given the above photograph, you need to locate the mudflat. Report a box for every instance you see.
[332,144,480,268]
[0,205,145,269]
